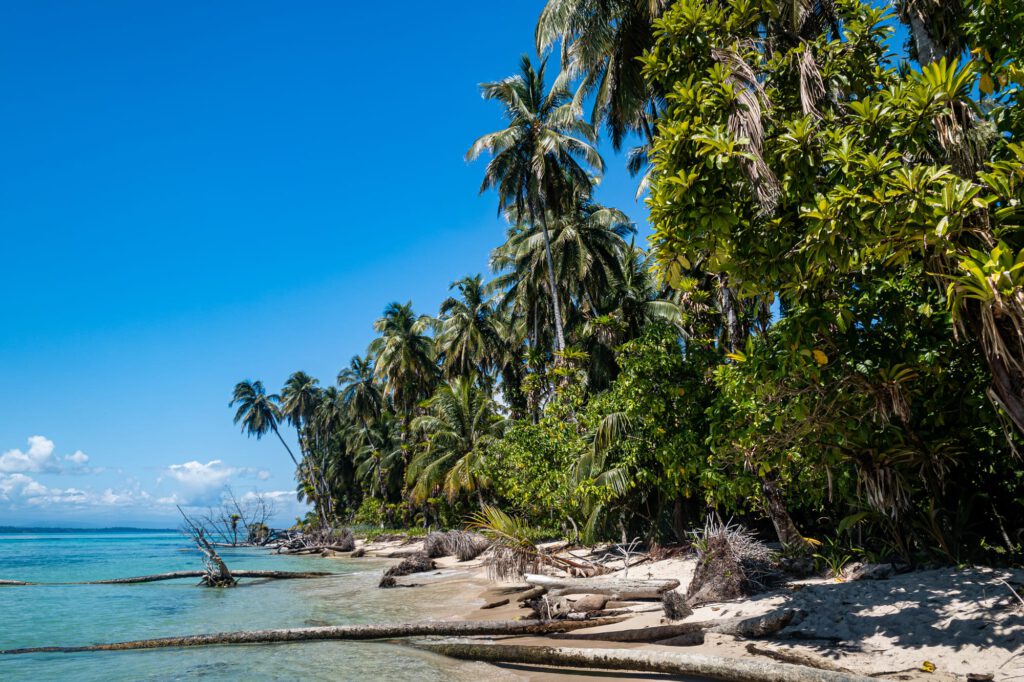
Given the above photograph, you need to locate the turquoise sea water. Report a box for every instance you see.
[0,532,499,681]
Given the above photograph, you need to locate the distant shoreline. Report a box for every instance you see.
[0,526,177,534]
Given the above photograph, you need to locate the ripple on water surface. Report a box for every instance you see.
[0,532,509,681]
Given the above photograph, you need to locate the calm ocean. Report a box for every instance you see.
[0,531,502,681]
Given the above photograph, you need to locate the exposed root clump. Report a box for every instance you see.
[686,518,777,607]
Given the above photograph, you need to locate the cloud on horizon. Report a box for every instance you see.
[0,436,298,524]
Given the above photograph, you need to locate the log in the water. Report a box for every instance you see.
[416,642,877,682]
[0,570,330,586]
[0,617,627,655]
[523,573,679,599]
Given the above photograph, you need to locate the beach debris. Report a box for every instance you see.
[424,530,490,561]
[377,552,436,587]
[662,588,693,621]
[550,608,802,643]
[179,506,236,587]
[0,617,628,655]
[479,598,510,610]
[841,562,894,582]
[414,642,879,682]
[523,573,679,600]
[744,643,855,674]
[686,519,776,606]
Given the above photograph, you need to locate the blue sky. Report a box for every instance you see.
[0,1,648,526]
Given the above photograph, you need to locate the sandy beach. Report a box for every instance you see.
[340,536,1024,682]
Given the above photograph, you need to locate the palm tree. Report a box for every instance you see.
[353,414,405,502]
[435,275,503,384]
[467,55,604,352]
[536,0,667,149]
[490,201,634,349]
[338,355,384,427]
[280,371,321,443]
[407,377,507,503]
[230,380,298,467]
[369,302,439,433]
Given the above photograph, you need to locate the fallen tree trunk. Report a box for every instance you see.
[552,608,801,643]
[524,573,679,600]
[745,644,854,674]
[0,571,331,585]
[278,545,355,555]
[0,617,627,655]
[416,642,876,682]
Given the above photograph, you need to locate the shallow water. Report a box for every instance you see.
[0,532,503,681]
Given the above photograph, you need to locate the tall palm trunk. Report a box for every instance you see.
[273,426,300,468]
[537,206,566,352]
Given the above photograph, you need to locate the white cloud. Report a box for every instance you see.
[0,436,60,474]
[0,472,152,509]
[65,451,89,465]
[162,459,235,488]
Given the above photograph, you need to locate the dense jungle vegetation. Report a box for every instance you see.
[231,0,1024,566]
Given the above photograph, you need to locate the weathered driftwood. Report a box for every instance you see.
[552,608,801,643]
[415,642,877,682]
[524,573,679,600]
[278,545,355,555]
[480,598,510,610]
[745,643,854,674]
[0,571,330,586]
[0,618,627,655]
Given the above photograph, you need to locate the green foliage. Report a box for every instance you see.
[226,0,1024,567]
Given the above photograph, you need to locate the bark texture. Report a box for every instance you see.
[416,642,877,682]
[0,618,627,655]
[523,574,679,599]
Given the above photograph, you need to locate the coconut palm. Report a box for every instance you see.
[490,201,634,350]
[435,275,503,384]
[353,414,405,501]
[407,377,507,503]
[230,379,298,467]
[369,302,439,432]
[338,354,384,427]
[467,55,604,352]
[536,0,667,149]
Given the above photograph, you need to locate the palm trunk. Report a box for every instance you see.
[536,206,566,352]
[273,427,300,468]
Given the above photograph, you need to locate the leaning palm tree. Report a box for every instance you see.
[368,302,439,434]
[280,371,321,443]
[230,380,297,467]
[407,377,507,504]
[536,0,667,149]
[467,55,604,352]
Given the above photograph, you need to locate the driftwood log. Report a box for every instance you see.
[416,642,877,682]
[0,571,330,586]
[0,617,627,655]
[551,608,802,643]
[523,573,679,599]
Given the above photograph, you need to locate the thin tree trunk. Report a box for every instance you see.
[415,643,876,682]
[273,426,300,468]
[0,570,331,585]
[760,474,811,552]
[0,618,626,655]
[537,206,566,352]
